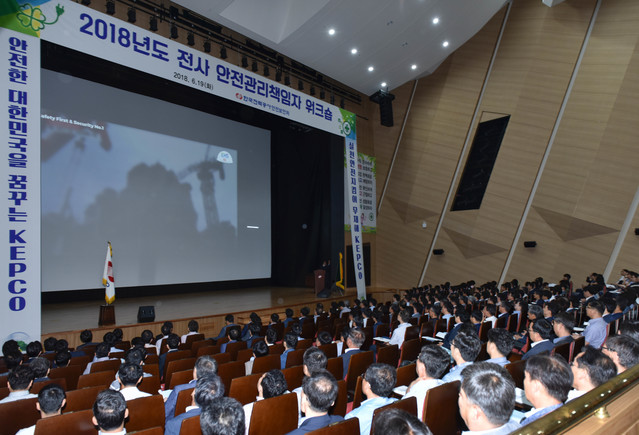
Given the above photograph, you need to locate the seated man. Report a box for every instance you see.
[110,348,151,391]
[345,363,397,435]
[482,304,498,328]
[181,320,200,344]
[568,346,617,401]
[603,295,627,324]
[458,362,520,434]
[26,341,43,361]
[603,335,639,373]
[201,396,245,435]
[165,355,218,421]
[77,329,99,349]
[30,357,51,383]
[215,315,238,341]
[156,321,174,353]
[340,327,365,378]
[389,309,412,348]
[373,408,431,435]
[486,328,514,366]
[54,350,72,369]
[314,331,332,347]
[442,310,471,350]
[287,369,343,434]
[280,332,298,369]
[521,354,572,425]
[16,384,66,435]
[442,331,481,383]
[245,323,263,349]
[165,374,224,435]
[221,328,242,353]
[92,389,128,435]
[522,319,554,360]
[292,347,328,418]
[84,342,119,375]
[116,363,151,401]
[245,340,269,376]
[0,365,36,403]
[552,313,574,346]
[159,333,181,378]
[403,345,449,420]
[573,300,607,349]
[244,369,289,433]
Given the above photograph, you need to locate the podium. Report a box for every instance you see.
[313,269,325,296]
[99,305,115,326]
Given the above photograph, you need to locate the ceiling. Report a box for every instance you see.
[173,0,509,96]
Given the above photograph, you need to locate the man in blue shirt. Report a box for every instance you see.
[286,370,342,434]
[281,332,298,369]
[520,354,572,426]
[576,301,607,349]
[165,374,224,435]
[345,363,397,435]
[214,314,238,341]
[486,328,514,366]
[164,355,218,421]
[442,330,481,384]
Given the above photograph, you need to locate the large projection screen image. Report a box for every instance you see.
[40,69,271,291]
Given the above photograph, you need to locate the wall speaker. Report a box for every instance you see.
[369,90,395,127]
[137,306,155,323]
[433,249,444,255]
[523,241,537,248]
[634,228,639,236]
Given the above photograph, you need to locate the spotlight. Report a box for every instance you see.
[81,0,91,5]
[149,16,158,32]
[310,86,316,96]
[320,89,325,99]
[170,24,178,39]
[241,56,248,68]
[187,32,195,46]
[220,46,227,58]
[251,60,258,72]
[285,75,290,86]
[340,98,345,108]
[203,41,211,53]
[275,69,282,82]
[106,0,115,15]
[127,8,136,23]
[298,80,303,91]
[330,94,335,104]
[263,65,270,77]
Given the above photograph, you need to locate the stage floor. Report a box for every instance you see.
[42,286,359,334]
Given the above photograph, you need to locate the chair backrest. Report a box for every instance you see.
[165,357,196,388]
[77,370,116,389]
[179,414,202,435]
[505,360,526,390]
[332,379,347,417]
[64,385,102,413]
[396,363,417,389]
[318,343,338,359]
[50,365,83,390]
[236,348,255,364]
[90,358,121,374]
[496,315,508,329]
[375,324,390,339]
[573,335,585,358]
[144,364,160,378]
[269,343,285,355]
[271,323,285,341]
[146,355,159,365]
[163,350,192,380]
[405,326,420,341]
[554,341,571,362]
[175,387,194,417]
[371,397,418,434]
[281,365,305,391]
[398,339,421,366]
[211,352,233,365]
[169,369,194,390]
[138,375,161,395]
[195,345,219,358]
[435,319,447,334]
[507,314,519,333]
[304,416,360,435]
[478,321,492,343]
[0,396,39,434]
[184,334,206,348]
[352,376,364,410]
[475,343,489,362]
[376,344,399,368]
[285,349,306,368]
[225,341,248,361]
[326,357,344,380]
[297,338,314,350]
[345,351,375,393]
[134,427,164,435]
[418,315,430,326]
[361,326,374,351]
[191,340,216,357]
[31,378,67,395]
[420,321,435,339]
[251,355,281,375]
[34,409,97,435]
[301,321,316,339]
[248,393,298,435]
[217,361,246,394]
[126,394,165,432]
[423,381,461,435]
[229,373,262,405]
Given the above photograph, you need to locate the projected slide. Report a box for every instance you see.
[40,69,271,291]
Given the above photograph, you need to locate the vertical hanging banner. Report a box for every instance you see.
[342,111,367,300]
[345,152,377,233]
[0,26,41,349]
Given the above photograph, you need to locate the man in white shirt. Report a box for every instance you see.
[403,345,448,419]
[568,347,617,401]
[84,342,119,375]
[181,320,200,344]
[389,309,411,348]
[243,369,289,434]
[116,363,151,401]
[16,384,66,435]
[0,365,37,404]
[92,389,129,435]
[292,347,328,420]
[482,305,498,328]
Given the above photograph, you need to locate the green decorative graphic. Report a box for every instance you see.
[338,108,356,138]
[18,3,64,30]
[0,1,63,36]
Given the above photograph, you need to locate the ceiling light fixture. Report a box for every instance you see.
[381,82,387,88]
[411,64,417,70]
[351,48,358,55]
[433,17,440,24]
[328,28,336,36]
[443,41,449,47]
[368,66,374,72]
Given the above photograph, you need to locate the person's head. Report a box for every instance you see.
[455,310,471,324]
[112,328,123,342]
[524,354,572,406]
[528,304,543,321]
[603,335,639,373]
[248,323,261,338]
[373,408,433,435]
[301,369,338,415]
[303,347,327,375]
[398,309,412,324]
[4,350,23,371]
[451,332,481,364]
[26,341,43,358]
[344,327,365,349]
[92,390,128,433]
[188,320,199,333]
[586,300,604,318]
[270,313,280,323]
[253,340,269,358]
[2,339,20,357]
[118,363,144,388]
[30,357,50,378]
[166,333,180,350]
[417,345,450,380]
[363,363,396,399]
[265,328,278,345]
[618,320,639,342]
[103,332,116,347]
[300,307,310,317]
[124,348,145,366]
[285,308,294,319]
[316,330,332,346]
[470,310,483,324]
[141,330,154,344]
[528,319,553,342]
[193,374,224,407]
[487,329,514,359]
[552,312,574,337]
[284,332,298,350]
[194,355,218,379]
[291,323,303,337]
[228,328,241,341]
[259,369,288,399]
[8,365,34,391]
[571,346,617,391]
[161,321,174,336]
[43,337,57,352]
[80,330,93,344]
[53,339,69,354]
[459,362,515,431]
[37,383,66,417]
[225,314,235,324]
[482,304,496,318]
[55,350,72,368]
[200,396,245,435]
[95,342,110,359]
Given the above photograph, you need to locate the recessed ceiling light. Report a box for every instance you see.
[368,66,374,72]
[351,48,358,55]
[432,17,440,24]
[411,64,417,70]
[381,82,387,88]
[328,28,336,36]
[442,40,449,47]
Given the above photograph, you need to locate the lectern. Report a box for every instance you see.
[99,305,115,326]
[313,269,325,296]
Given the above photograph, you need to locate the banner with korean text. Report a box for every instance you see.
[345,152,377,234]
